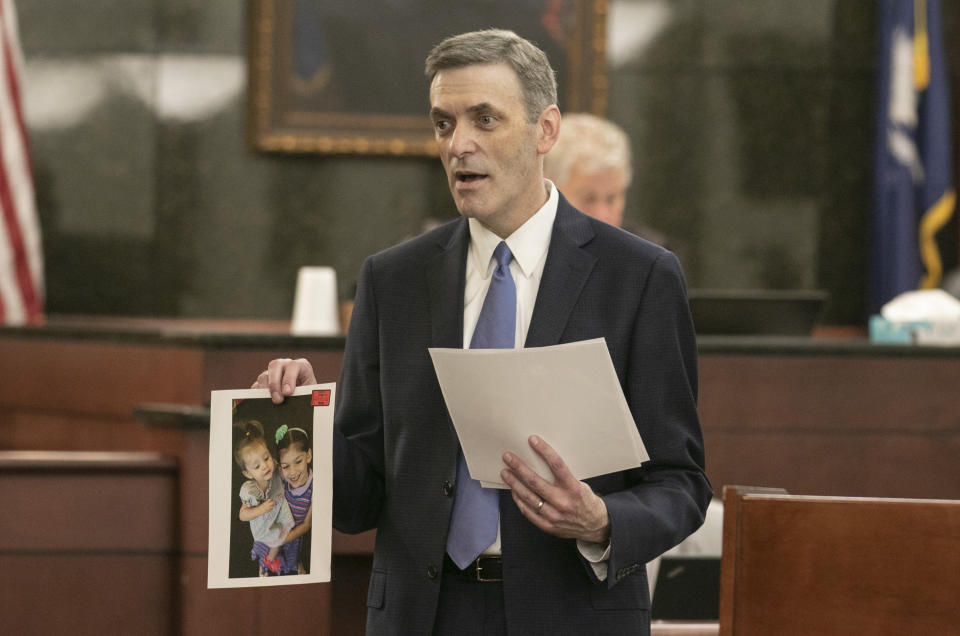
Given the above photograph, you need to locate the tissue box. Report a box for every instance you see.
[869,315,960,345]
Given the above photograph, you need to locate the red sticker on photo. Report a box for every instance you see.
[311,389,331,407]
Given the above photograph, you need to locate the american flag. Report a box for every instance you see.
[0,0,42,325]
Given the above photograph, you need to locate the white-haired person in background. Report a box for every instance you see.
[545,112,667,246]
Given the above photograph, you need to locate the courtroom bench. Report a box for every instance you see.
[0,450,179,635]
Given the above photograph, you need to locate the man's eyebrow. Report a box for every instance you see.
[429,103,502,119]
[466,102,500,115]
[429,106,451,120]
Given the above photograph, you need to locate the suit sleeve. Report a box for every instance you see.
[331,256,387,533]
[600,250,712,588]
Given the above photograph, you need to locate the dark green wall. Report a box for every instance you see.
[19,1,960,325]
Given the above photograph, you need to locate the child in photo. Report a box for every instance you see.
[234,419,295,576]
[275,424,314,574]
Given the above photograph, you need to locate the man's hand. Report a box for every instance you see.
[500,435,610,544]
[251,358,317,404]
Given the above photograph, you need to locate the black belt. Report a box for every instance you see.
[443,554,503,582]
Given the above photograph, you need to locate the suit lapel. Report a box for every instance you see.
[425,220,470,457]
[525,197,596,348]
[426,219,469,349]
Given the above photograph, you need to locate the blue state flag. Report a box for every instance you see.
[871,0,956,314]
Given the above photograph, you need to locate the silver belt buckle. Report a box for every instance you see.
[475,557,502,582]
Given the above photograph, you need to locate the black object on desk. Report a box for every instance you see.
[650,556,721,621]
[687,289,827,336]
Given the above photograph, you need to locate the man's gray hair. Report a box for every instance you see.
[543,113,633,186]
[424,29,558,123]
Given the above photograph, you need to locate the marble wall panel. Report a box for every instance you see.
[18,0,157,53]
[14,0,960,324]
[156,0,244,53]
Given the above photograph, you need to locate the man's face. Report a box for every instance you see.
[557,163,627,228]
[429,63,553,238]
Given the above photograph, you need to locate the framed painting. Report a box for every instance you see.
[247,0,608,156]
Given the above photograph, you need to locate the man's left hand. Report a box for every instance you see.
[501,435,610,544]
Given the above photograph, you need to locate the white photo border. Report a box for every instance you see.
[207,383,335,588]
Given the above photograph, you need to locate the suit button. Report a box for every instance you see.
[442,480,453,497]
[427,564,439,579]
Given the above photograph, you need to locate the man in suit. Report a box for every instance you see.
[543,111,669,246]
[256,29,709,635]
[543,112,632,228]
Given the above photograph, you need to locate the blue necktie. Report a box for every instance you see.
[446,241,516,569]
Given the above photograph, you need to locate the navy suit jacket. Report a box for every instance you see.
[332,194,711,635]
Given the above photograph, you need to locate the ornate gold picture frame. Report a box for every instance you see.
[247,0,608,156]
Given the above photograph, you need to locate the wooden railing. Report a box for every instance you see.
[719,485,960,635]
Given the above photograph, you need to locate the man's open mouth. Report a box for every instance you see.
[456,171,487,182]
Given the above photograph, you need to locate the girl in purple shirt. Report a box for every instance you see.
[275,425,314,574]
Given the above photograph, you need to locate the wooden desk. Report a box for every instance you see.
[3,318,960,634]
[698,336,960,500]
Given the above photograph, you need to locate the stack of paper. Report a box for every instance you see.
[429,339,648,487]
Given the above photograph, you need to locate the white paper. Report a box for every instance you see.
[429,339,648,488]
[881,288,960,321]
[207,384,335,588]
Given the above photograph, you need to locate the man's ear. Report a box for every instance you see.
[536,105,561,155]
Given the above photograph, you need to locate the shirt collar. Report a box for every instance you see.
[468,180,558,278]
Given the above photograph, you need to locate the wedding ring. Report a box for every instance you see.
[536,499,544,514]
